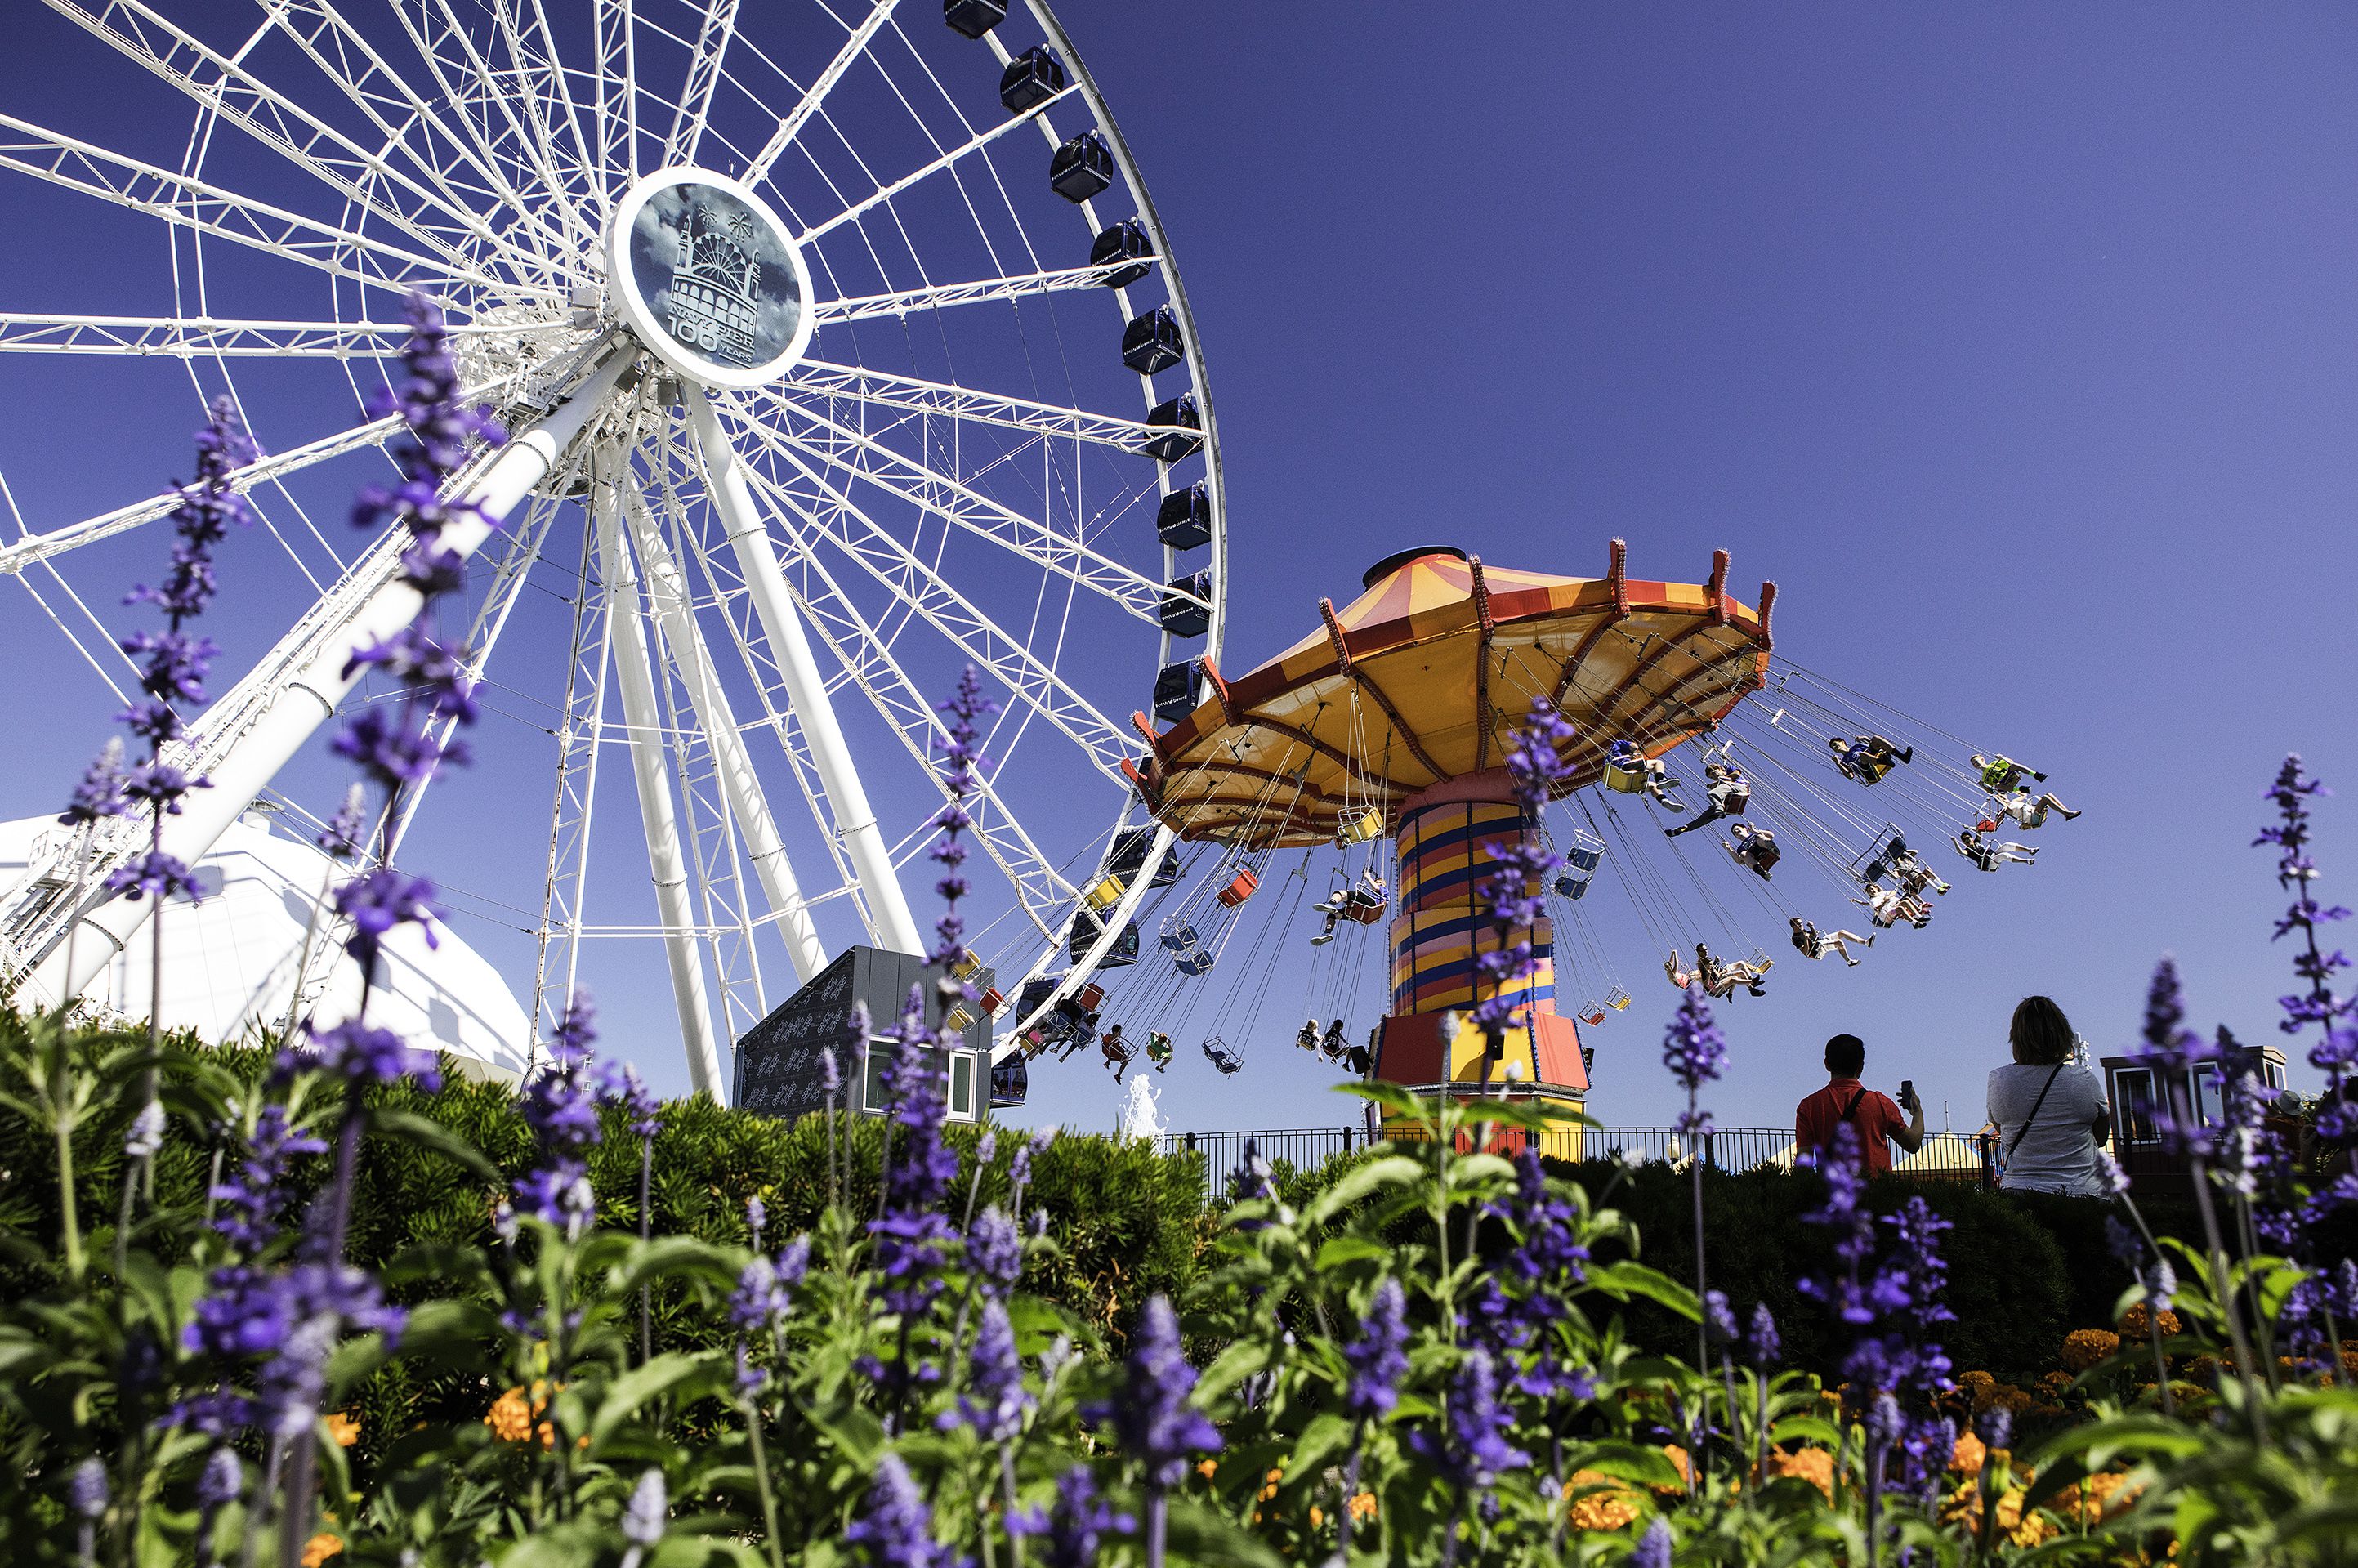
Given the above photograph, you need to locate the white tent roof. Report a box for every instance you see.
[2,810,529,1081]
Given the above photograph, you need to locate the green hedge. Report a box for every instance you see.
[8,1016,2342,1403]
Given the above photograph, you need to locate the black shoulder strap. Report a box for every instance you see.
[2006,1065,2066,1161]
[1840,1087,1868,1125]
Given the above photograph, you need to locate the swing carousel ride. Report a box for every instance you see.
[994,541,2078,1129]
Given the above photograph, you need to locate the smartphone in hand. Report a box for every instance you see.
[1899,1079,1918,1113]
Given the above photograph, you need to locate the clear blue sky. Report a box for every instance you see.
[3,4,2353,1141]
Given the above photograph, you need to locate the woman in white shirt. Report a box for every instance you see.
[1987,995,2111,1196]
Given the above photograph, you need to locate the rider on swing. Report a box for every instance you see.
[1607,739,1686,811]
[1971,753,2049,796]
[1723,820,1782,879]
[1665,942,1772,999]
[1829,734,1913,784]
[1311,867,1387,945]
[1145,1031,1174,1072]
[1955,824,2038,871]
[1665,762,1750,838]
[1991,786,2081,830]
[1790,915,1873,967]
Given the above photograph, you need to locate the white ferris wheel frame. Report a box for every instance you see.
[0,0,1229,1097]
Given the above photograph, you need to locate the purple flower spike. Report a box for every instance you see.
[1342,1275,1409,1421]
[1629,1517,1672,1568]
[59,739,127,828]
[513,990,614,1237]
[301,1018,443,1092]
[67,1456,108,1518]
[1662,985,1727,1132]
[844,1452,949,1568]
[1747,1301,1781,1367]
[1016,1466,1134,1568]
[967,1204,1023,1299]
[1407,1347,1530,1491]
[1096,1294,1221,1487]
[944,1298,1033,1441]
[1704,1289,1738,1348]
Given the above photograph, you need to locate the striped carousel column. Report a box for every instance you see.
[1370,769,1590,1141]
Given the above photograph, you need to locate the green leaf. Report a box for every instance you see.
[364,1105,502,1183]
[1311,1235,1392,1272]
[1586,1260,1699,1320]
[803,1401,886,1467]
[1567,1439,1683,1490]
[591,1351,726,1450]
[1302,1157,1423,1227]
[1163,1496,1288,1568]
[1197,1338,1273,1401]
[1284,1411,1355,1480]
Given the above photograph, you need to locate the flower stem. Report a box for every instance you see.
[638,1132,654,1365]
[1338,1436,1364,1560]
[1146,1485,1168,1568]
[998,1443,1026,1568]
[2189,1158,2267,1439]
[742,1400,787,1568]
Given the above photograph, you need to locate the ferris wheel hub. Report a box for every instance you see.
[603,167,815,391]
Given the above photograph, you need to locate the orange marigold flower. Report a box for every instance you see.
[1655,1445,1692,1494]
[1347,1492,1378,1523]
[1956,1369,1997,1408]
[301,1534,344,1568]
[1196,1459,1218,1481]
[1762,1447,1834,1502]
[2035,1369,2075,1400]
[1309,1506,1323,1529]
[2061,1329,2120,1373]
[484,1383,556,1447]
[2120,1302,2182,1339]
[324,1413,360,1449]
[1564,1471,1642,1530]
[1943,1483,2056,1548]
[1951,1430,1987,1477]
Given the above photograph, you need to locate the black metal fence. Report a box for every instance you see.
[1155,1125,1996,1201]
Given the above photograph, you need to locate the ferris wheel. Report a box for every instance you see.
[0,0,1225,1100]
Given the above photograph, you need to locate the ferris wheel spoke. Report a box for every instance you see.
[0,312,458,359]
[475,0,601,230]
[811,259,1154,327]
[0,369,525,579]
[683,482,1075,939]
[725,390,1170,623]
[728,444,1135,784]
[741,0,904,185]
[779,360,1177,452]
[660,0,743,168]
[796,83,1078,245]
[403,0,600,250]
[43,1,541,287]
[254,0,580,267]
[0,114,533,301]
[504,0,601,211]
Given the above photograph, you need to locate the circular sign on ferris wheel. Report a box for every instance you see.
[605,167,815,389]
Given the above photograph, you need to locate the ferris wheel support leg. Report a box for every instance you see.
[594,449,728,1101]
[685,387,925,958]
[17,346,639,1012]
[622,477,829,985]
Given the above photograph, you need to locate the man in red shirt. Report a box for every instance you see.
[1795,1033,1925,1175]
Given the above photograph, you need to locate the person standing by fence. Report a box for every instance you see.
[1795,1033,1924,1174]
[1987,995,2111,1195]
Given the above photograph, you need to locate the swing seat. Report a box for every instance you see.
[1563,838,1604,873]
[1341,896,1386,925]
[978,987,1004,1016]
[951,951,984,979]
[1579,1003,1608,1026]
[1602,759,1647,793]
[1217,867,1260,907]
[1335,806,1383,844]
[1553,872,1593,900]
[1083,873,1128,914]
[1172,949,1217,977]
[1077,981,1106,1012]
[1159,920,1201,953]
[1201,1036,1243,1075]
[1605,987,1632,1011]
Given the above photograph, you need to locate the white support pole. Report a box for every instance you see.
[622,476,829,984]
[594,448,728,1101]
[686,387,924,956]
[20,347,637,1009]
